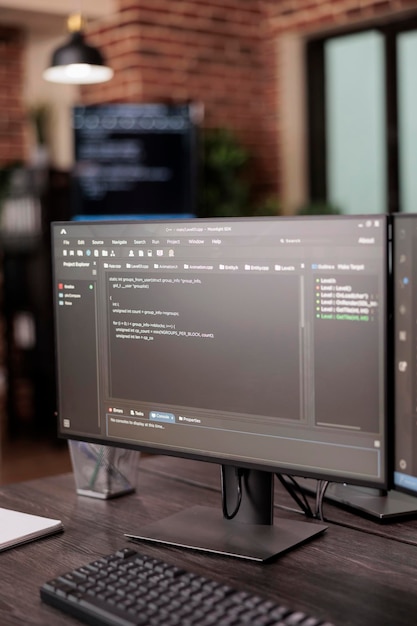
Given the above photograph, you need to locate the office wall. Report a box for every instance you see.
[0,25,26,166]
[79,1,275,202]
[79,0,417,209]
[1,0,417,204]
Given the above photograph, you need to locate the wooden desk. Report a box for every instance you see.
[2,454,417,626]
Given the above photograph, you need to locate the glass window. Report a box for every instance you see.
[325,32,386,214]
[397,30,417,214]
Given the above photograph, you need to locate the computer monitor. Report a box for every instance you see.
[393,214,417,495]
[71,103,198,220]
[51,215,389,561]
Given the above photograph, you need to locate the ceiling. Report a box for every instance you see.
[0,0,115,34]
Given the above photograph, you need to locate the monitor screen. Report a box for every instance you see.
[51,215,389,559]
[71,103,198,219]
[394,214,417,495]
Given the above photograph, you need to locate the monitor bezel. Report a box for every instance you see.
[51,214,392,492]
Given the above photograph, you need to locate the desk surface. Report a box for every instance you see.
[2,454,417,626]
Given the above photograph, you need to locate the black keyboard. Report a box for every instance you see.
[40,547,335,626]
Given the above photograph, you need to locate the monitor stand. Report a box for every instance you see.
[125,465,327,562]
[295,478,417,521]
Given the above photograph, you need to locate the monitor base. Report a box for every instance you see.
[125,505,327,562]
[296,479,417,521]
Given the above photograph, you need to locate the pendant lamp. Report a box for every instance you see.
[43,13,113,85]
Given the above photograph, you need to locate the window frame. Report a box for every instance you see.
[305,14,417,214]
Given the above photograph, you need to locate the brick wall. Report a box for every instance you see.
[264,0,417,35]
[0,26,26,168]
[82,1,273,202]
[82,0,417,206]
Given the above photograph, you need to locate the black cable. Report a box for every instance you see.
[315,480,329,521]
[276,474,330,521]
[221,466,243,520]
[286,475,315,515]
[276,474,315,518]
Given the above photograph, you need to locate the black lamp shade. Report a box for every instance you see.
[43,31,113,84]
[52,32,104,66]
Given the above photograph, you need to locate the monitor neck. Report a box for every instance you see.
[221,465,274,525]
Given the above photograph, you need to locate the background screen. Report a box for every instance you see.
[71,103,197,218]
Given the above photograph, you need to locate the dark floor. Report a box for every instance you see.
[0,437,72,486]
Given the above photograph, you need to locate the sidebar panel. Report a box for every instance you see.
[55,279,100,436]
